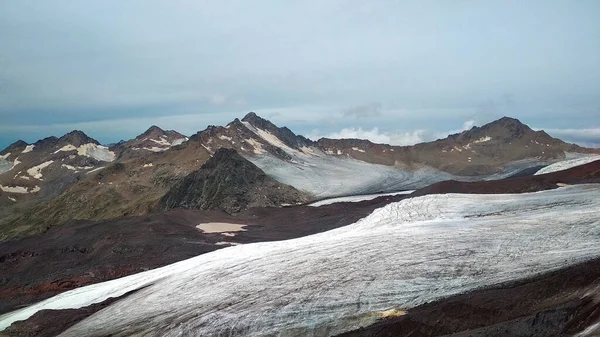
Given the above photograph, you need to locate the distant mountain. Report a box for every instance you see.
[0,130,113,206]
[112,125,188,160]
[2,112,599,240]
[160,148,309,213]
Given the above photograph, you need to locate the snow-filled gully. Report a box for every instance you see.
[2,185,600,336]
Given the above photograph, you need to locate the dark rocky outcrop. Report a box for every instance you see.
[159,148,310,213]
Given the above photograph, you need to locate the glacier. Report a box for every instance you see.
[535,155,600,175]
[1,185,600,336]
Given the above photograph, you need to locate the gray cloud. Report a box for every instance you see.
[0,1,599,147]
[341,103,382,119]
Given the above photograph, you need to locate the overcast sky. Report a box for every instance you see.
[1,1,599,148]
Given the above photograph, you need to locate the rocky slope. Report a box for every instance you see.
[160,148,309,213]
[2,113,599,241]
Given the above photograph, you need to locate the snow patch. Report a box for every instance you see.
[142,163,153,168]
[472,136,492,144]
[215,242,242,246]
[218,135,233,142]
[77,143,116,162]
[7,196,16,202]
[27,161,54,179]
[54,144,77,153]
[0,185,40,194]
[201,144,213,153]
[11,157,21,170]
[61,164,94,171]
[171,138,187,146]
[243,139,265,154]
[87,166,105,174]
[351,147,365,153]
[0,153,10,160]
[309,190,414,207]
[21,144,35,153]
[150,137,170,146]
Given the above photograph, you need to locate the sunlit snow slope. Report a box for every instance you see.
[2,186,600,336]
[535,155,600,175]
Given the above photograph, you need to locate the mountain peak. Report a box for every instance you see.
[241,111,260,121]
[59,130,99,146]
[0,140,28,155]
[143,125,164,135]
[241,112,273,128]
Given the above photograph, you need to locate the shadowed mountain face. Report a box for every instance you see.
[159,148,310,213]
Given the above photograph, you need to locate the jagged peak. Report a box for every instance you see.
[241,112,278,129]
[241,111,261,122]
[137,125,165,139]
[33,136,59,148]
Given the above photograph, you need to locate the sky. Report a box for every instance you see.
[1,1,599,149]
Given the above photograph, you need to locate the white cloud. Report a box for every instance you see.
[312,119,479,146]
[312,127,426,146]
[209,94,227,105]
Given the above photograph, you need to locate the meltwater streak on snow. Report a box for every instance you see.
[2,186,600,336]
[535,155,600,175]
[309,190,415,207]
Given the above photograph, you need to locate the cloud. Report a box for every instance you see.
[209,94,227,105]
[312,119,479,146]
[341,103,382,119]
[432,119,476,139]
[310,127,425,146]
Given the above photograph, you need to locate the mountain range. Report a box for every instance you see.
[0,112,599,240]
